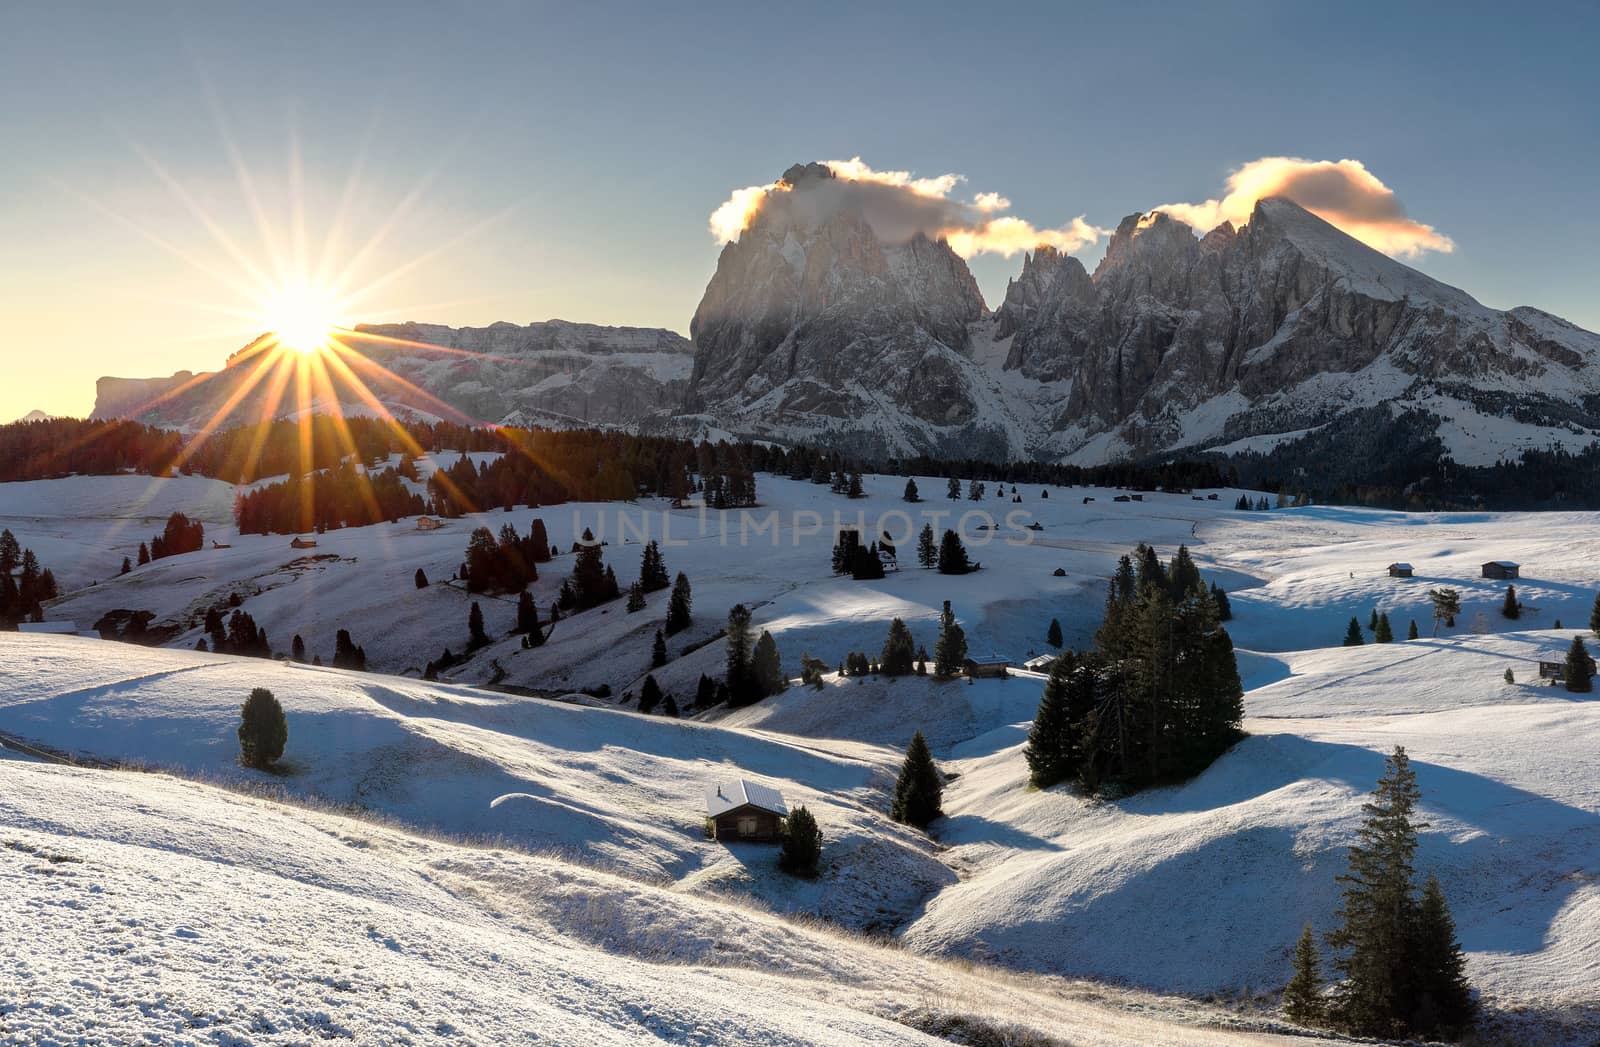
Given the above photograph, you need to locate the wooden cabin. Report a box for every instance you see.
[1023,654,1058,672]
[1387,563,1414,578]
[1539,653,1596,680]
[290,536,318,549]
[964,655,1011,679]
[705,779,788,843]
[1482,561,1520,580]
[416,516,444,532]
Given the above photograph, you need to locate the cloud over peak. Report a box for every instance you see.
[709,158,1107,259]
[1154,157,1454,258]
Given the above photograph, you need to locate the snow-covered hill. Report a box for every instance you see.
[3,756,1318,1045]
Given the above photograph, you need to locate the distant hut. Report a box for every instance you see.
[1023,654,1057,672]
[1540,650,1596,680]
[1482,561,1521,580]
[704,780,787,842]
[290,536,318,549]
[964,654,1011,679]
[416,516,444,532]
[1387,562,1414,578]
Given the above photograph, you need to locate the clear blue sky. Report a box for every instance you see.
[2,1,1596,421]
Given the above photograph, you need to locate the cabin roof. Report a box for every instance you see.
[705,779,788,818]
[1485,560,1520,568]
[17,621,78,634]
[1389,562,1413,570]
[965,654,1011,666]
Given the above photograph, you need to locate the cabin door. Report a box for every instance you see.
[737,816,758,837]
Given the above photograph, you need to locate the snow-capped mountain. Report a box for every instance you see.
[92,320,693,432]
[90,166,1600,470]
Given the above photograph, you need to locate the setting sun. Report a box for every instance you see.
[260,281,343,354]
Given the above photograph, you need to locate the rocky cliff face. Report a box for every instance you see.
[93,320,694,432]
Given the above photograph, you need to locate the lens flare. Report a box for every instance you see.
[259,281,342,354]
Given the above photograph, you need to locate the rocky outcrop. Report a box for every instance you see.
[93,320,694,432]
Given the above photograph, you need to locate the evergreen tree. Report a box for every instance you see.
[725,603,755,704]
[662,693,680,717]
[290,634,306,662]
[695,674,717,708]
[847,471,864,498]
[638,674,662,715]
[1565,635,1593,693]
[902,477,920,503]
[1369,608,1380,632]
[916,523,937,569]
[1374,613,1394,644]
[626,581,647,612]
[1428,588,1461,635]
[1408,619,1420,640]
[1210,582,1232,621]
[1283,922,1325,1026]
[1501,584,1520,620]
[753,629,785,696]
[1344,617,1365,646]
[932,600,967,678]
[1406,874,1475,1038]
[651,629,668,668]
[946,476,960,499]
[1591,591,1600,638]
[1046,617,1063,648]
[891,730,943,828]
[880,617,916,676]
[1327,746,1424,1037]
[238,687,287,770]
[468,601,489,650]
[1168,545,1202,597]
[414,567,428,589]
[120,556,132,575]
[639,540,670,592]
[332,628,366,671]
[522,593,545,647]
[137,541,150,566]
[1025,654,1089,789]
[779,805,822,877]
[665,572,692,634]
[937,529,971,574]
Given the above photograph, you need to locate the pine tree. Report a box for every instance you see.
[1210,582,1232,621]
[1501,584,1520,620]
[847,471,864,498]
[468,601,489,650]
[1343,617,1365,646]
[639,540,670,592]
[937,529,971,575]
[1565,635,1592,693]
[932,600,967,678]
[916,523,937,569]
[946,476,960,499]
[880,617,916,676]
[902,477,920,503]
[1374,613,1394,644]
[137,542,150,566]
[1368,608,1379,632]
[1406,874,1475,1037]
[638,674,662,715]
[753,629,784,697]
[662,693,679,717]
[651,629,668,668]
[695,674,717,708]
[1283,922,1325,1026]
[238,687,287,770]
[1046,617,1063,648]
[290,634,306,662]
[891,730,943,828]
[1591,591,1600,638]
[1408,619,1420,640]
[626,581,647,612]
[665,572,692,634]
[120,556,132,575]
[515,589,538,634]
[779,805,822,877]
[414,567,428,588]
[725,603,755,704]
[1025,655,1083,789]
[1428,588,1461,636]
[1327,746,1425,1037]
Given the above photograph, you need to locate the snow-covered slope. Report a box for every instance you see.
[3,758,1317,1045]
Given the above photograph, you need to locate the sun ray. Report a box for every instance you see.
[126,139,279,293]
